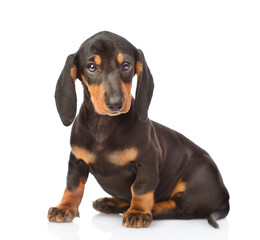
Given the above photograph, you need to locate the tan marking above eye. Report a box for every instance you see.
[71,145,96,164]
[117,53,124,64]
[136,61,143,81]
[108,147,138,166]
[94,55,102,65]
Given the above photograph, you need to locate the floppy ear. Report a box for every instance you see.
[55,54,77,126]
[135,49,154,122]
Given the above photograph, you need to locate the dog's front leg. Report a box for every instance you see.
[48,153,89,222]
[123,163,159,228]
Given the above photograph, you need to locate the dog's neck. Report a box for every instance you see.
[79,91,136,144]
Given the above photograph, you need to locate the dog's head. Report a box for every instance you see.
[55,31,154,126]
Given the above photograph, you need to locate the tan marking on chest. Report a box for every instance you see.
[71,145,96,164]
[108,147,138,166]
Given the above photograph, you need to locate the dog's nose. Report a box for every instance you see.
[106,98,123,111]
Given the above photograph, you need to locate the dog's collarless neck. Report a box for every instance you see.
[79,100,135,144]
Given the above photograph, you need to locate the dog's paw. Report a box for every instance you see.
[122,209,152,228]
[48,206,78,223]
[93,197,129,214]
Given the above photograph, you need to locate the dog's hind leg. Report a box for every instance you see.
[93,197,130,214]
[152,199,178,217]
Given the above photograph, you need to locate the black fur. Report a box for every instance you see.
[55,54,77,126]
[49,31,229,228]
[135,49,154,122]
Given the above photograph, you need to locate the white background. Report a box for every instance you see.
[0,0,259,239]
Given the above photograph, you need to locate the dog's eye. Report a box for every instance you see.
[87,63,97,73]
[122,62,131,71]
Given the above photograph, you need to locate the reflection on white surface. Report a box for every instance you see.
[46,208,229,240]
[91,213,229,240]
[46,212,228,240]
[47,222,80,240]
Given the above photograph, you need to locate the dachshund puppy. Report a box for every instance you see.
[48,31,229,228]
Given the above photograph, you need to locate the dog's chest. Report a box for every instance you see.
[72,145,138,167]
[91,150,138,201]
[71,145,138,199]
[90,159,137,200]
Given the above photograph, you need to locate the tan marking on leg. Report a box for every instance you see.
[71,145,96,164]
[94,55,102,65]
[121,81,132,113]
[59,179,85,209]
[93,197,130,213]
[136,61,143,81]
[117,53,124,64]
[113,198,130,209]
[123,186,154,227]
[70,66,77,84]
[130,186,154,211]
[105,197,130,209]
[108,147,138,166]
[48,178,86,222]
[171,179,186,198]
[152,199,176,215]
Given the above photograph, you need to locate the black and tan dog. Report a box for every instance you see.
[48,31,229,228]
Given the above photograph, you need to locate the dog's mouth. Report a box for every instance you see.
[107,111,122,116]
[91,101,130,116]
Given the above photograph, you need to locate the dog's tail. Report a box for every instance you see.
[207,212,221,228]
[207,202,230,228]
